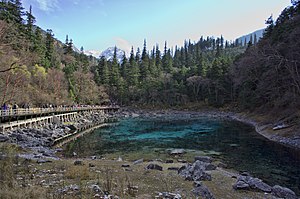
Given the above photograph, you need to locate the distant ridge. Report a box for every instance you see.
[237,29,265,45]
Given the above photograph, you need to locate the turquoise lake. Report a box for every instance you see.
[64,113,300,194]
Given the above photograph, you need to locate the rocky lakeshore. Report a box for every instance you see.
[228,112,300,150]
[0,110,118,160]
[0,108,299,198]
[1,145,299,198]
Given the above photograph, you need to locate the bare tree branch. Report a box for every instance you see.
[0,61,17,73]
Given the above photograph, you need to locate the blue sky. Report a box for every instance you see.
[22,0,291,54]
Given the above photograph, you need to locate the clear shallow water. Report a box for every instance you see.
[64,113,300,194]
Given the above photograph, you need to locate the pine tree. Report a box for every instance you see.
[0,1,6,20]
[140,39,150,80]
[109,46,120,86]
[162,41,172,72]
[64,38,73,54]
[216,37,221,57]
[225,41,229,48]
[264,15,274,37]
[25,5,35,38]
[65,35,69,44]
[33,26,47,65]
[128,47,139,86]
[155,44,162,71]
[220,35,224,49]
[120,52,129,79]
[135,47,141,65]
[98,56,109,84]
[149,46,157,76]
[7,0,24,24]
[45,29,55,68]
[173,46,181,68]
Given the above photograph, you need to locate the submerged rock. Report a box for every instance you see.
[169,149,186,155]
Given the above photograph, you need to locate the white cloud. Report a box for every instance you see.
[33,0,59,12]
[114,37,131,56]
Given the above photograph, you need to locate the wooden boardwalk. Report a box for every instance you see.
[0,112,79,132]
[0,106,119,132]
[0,106,119,118]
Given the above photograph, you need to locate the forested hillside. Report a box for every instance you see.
[94,38,247,106]
[0,0,109,107]
[1,0,299,111]
[231,0,300,111]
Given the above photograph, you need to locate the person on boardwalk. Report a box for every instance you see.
[12,103,18,115]
[1,103,8,116]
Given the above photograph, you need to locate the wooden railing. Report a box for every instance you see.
[0,105,119,117]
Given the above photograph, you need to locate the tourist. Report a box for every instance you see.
[12,103,18,115]
[1,103,8,116]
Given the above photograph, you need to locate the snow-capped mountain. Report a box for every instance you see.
[84,50,102,58]
[100,47,125,63]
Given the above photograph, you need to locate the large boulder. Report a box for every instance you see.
[272,185,298,199]
[233,180,250,190]
[192,182,215,199]
[178,160,212,181]
[233,175,272,193]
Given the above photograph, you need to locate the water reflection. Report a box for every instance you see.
[64,115,300,194]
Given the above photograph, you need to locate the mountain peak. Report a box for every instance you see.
[100,47,125,62]
[84,50,102,58]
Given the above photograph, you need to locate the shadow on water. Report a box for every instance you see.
[64,115,300,194]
